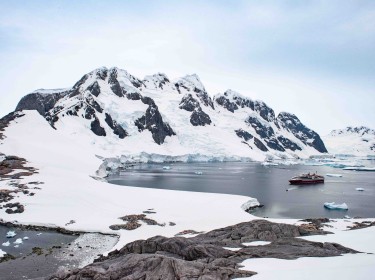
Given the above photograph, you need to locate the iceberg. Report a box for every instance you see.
[6,231,16,238]
[195,172,203,175]
[344,215,351,219]
[13,238,23,244]
[241,198,260,211]
[261,162,278,166]
[163,166,172,170]
[23,236,29,240]
[326,174,342,177]
[2,241,10,247]
[343,167,375,171]
[37,233,42,236]
[0,249,6,257]
[324,202,348,210]
[356,188,365,191]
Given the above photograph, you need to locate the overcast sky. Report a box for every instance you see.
[0,0,374,135]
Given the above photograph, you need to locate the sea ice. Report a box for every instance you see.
[0,249,6,257]
[261,162,278,166]
[6,231,16,238]
[2,241,10,247]
[37,233,42,236]
[344,215,351,219]
[14,245,19,248]
[326,174,343,177]
[324,202,348,210]
[356,188,365,191]
[163,166,172,170]
[13,238,23,244]
[23,236,29,240]
[195,172,203,175]
[344,167,375,171]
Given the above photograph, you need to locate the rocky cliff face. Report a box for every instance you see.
[13,66,327,159]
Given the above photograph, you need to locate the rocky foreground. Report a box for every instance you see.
[35,220,359,280]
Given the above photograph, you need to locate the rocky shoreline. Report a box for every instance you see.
[35,219,360,280]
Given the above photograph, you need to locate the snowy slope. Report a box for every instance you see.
[1,98,374,280]
[322,126,375,156]
[14,66,328,162]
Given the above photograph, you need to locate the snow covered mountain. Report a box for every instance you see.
[322,126,375,156]
[13,66,327,161]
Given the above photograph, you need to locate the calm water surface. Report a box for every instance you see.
[108,161,375,219]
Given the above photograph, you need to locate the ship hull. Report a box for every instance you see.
[289,179,324,184]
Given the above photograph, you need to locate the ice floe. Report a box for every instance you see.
[163,166,172,170]
[13,238,23,244]
[2,241,10,247]
[0,249,7,257]
[356,188,365,191]
[195,172,203,175]
[324,202,348,210]
[343,167,375,171]
[241,198,260,211]
[326,174,343,177]
[6,231,16,238]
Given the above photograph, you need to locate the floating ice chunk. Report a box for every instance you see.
[2,241,10,247]
[36,233,42,236]
[0,249,6,257]
[344,167,375,171]
[195,172,203,175]
[14,245,19,248]
[6,231,16,238]
[261,162,278,166]
[23,236,29,240]
[324,202,348,210]
[163,166,172,170]
[13,238,23,244]
[326,174,342,177]
[241,198,260,211]
[356,188,365,191]
[344,215,351,219]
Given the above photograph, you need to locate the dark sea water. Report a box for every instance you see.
[108,161,375,219]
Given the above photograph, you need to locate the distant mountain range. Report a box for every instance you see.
[5,66,329,161]
[323,126,375,156]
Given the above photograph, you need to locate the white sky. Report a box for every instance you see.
[0,0,374,135]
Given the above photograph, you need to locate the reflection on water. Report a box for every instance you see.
[108,162,375,219]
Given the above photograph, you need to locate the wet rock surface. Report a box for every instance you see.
[40,220,359,280]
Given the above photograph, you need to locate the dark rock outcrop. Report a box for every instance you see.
[87,81,101,97]
[277,112,328,153]
[105,113,128,139]
[15,90,69,117]
[190,108,211,126]
[277,136,302,151]
[254,137,268,152]
[197,92,215,110]
[215,96,239,113]
[41,220,358,280]
[135,97,175,144]
[246,117,284,151]
[179,94,200,112]
[254,101,275,122]
[91,118,106,137]
[235,129,253,141]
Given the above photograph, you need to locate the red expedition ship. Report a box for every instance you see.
[289,172,324,184]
